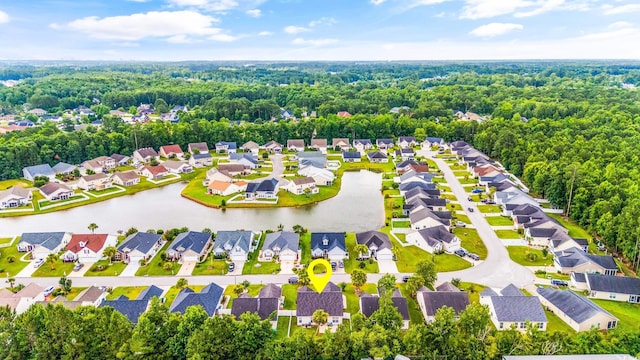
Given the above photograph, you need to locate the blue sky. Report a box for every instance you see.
[1,0,640,60]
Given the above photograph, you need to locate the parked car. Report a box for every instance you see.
[551,279,568,287]
[471,189,483,194]
[228,263,235,272]
[338,260,344,268]
[454,249,467,257]
[330,262,337,270]
[467,197,473,201]
[467,253,480,261]
[288,276,299,284]
[456,221,466,227]
[485,200,496,204]
[402,275,411,283]
[468,207,474,212]
[33,258,44,268]
[43,286,55,297]
[73,263,84,272]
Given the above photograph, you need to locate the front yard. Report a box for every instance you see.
[84,260,127,276]
[495,229,522,239]
[165,285,206,306]
[106,286,147,300]
[453,228,487,259]
[223,284,264,308]
[282,284,298,310]
[135,242,182,276]
[344,232,379,274]
[0,245,30,276]
[398,284,426,326]
[507,246,552,266]
[486,216,515,226]
[191,255,228,275]
[434,254,472,272]
[477,205,502,213]
[32,258,76,277]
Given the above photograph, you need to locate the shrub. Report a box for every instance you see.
[451,278,461,287]
[526,252,539,261]
[358,262,366,269]
[6,256,15,263]
[535,270,546,275]
[541,248,548,257]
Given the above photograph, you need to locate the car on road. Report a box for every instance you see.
[33,258,44,268]
[288,276,299,284]
[467,197,473,201]
[467,207,474,212]
[72,263,84,272]
[551,279,568,286]
[228,263,235,272]
[402,275,411,283]
[43,286,55,297]
[455,221,466,227]
[467,253,480,261]
[471,189,483,193]
[454,249,467,257]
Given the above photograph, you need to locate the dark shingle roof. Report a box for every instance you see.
[137,285,164,301]
[100,299,149,323]
[310,232,347,253]
[168,231,211,255]
[491,296,547,322]
[367,151,387,160]
[554,247,617,270]
[342,151,361,159]
[169,283,223,316]
[118,232,162,254]
[537,287,616,323]
[263,231,299,253]
[412,226,456,247]
[296,282,343,317]
[586,274,640,295]
[356,231,392,250]
[436,282,459,292]
[20,232,67,250]
[500,284,524,296]
[214,230,253,254]
[419,291,470,316]
[360,290,409,321]
[259,283,282,299]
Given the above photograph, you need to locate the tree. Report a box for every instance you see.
[241,280,250,289]
[406,276,425,298]
[102,246,117,265]
[416,259,437,289]
[277,224,284,231]
[58,276,72,295]
[353,244,369,259]
[377,273,396,295]
[312,309,328,328]
[233,284,245,296]
[369,295,403,330]
[351,269,367,295]
[88,223,98,233]
[298,269,311,287]
[46,253,58,270]
[292,224,307,235]
[5,277,15,290]
[176,278,188,290]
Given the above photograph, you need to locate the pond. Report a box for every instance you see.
[0,170,385,236]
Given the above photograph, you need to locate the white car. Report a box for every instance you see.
[43,286,55,297]
[33,258,44,268]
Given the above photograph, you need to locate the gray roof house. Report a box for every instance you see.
[215,141,237,153]
[553,247,617,275]
[480,284,547,331]
[360,289,410,329]
[310,232,348,261]
[376,138,394,149]
[231,283,282,328]
[416,284,470,322]
[0,185,32,210]
[17,232,71,260]
[188,142,209,154]
[166,231,212,263]
[100,285,164,323]
[406,226,461,254]
[296,282,344,327]
[169,283,224,316]
[213,230,255,261]
[117,232,163,264]
[537,287,618,332]
[52,162,76,175]
[585,273,640,303]
[22,164,55,181]
[261,231,300,261]
[342,151,362,162]
[356,231,394,260]
[246,178,279,200]
[409,207,452,230]
[367,151,388,163]
[229,153,259,169]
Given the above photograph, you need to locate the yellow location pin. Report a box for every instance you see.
[307,258,332,293]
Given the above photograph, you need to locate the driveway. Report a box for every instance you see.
[120,262,141,277]
[68,263,92,277]
[227,261,244,275]
[177,261,196,276]
[378,259,399,274]
[280,260,295,275]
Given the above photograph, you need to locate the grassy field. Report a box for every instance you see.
[222,284,264,308]
[398,284,425,326]
[299,233,311,265]
[135,242,182,276]
[441,194,457,201]
[453,170,470,177]
[545,308,576,333]
[458,178,478,185]
[458,282,486,304]
[164,285,205,306]
[192,255,228,275]
[477,205,502,213]
[495,229,522,239]
[437,185,452,193]
[344,283,377,314]
[392,221,411,228]
[547,214,592,240]
[242,233,281,274]
[453,228,487,259]
[282,284,298,310]
[106,286,147,300]
[591,299,640,331]
[453,213,471,224]
[447,203,463,211]
[434,254,472,272]
[0,179,32,190]
[0,237,14,245]
[65,287,88,300]
[0,245,30,276]
[507,246,553,266]
[486,216,515,226]
[344,233,379,274]
[32,258,75,277]
[84,260,127,276]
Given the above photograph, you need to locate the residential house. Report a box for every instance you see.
[403,197,447,215]
[407,226,461,254]
[246,178,279,200]
[480,284,547,331]
[52,162,77,176]
[72,286,108,306]
[17,232,72,260]
[231,284,282,328]
[403,188,441,203]
[353,139,373,152]
[39,182,74,201]
[133,147,160,163]
[229,153,259,169]
[355,231,393,260]
[585,273,640,303]
[511,204,547,228]
[553,247,617,275]
[77,173,113,191]
[110,153,130,166]
[397,136,417,148]
[116,232,164,264]
[0,283,45,314]
[62,233,117,263]
[376,138,394,151]
[298,165,335,186]
[310,139,328,154]
[166,231,213,263]
[399,181,437,196]
[188,142,209,155]
[416,283,470,322]
[310,232,348,260]
[23,164,56,181]
[297,151,327,169]
[218,164,248,176]
[337,111,351,117]
[367,151,388,163]
[395,159,427,174]
[297,282,344,326]
[0,185,32,209]
[208,180,247,196]
[549,237,589,253]
[263,140,283,153]
[81,159,104,174]
[423,137,445,148]
[189,153,214,168]
[524,220,571,247]
[280,108,294,119]
[285,177,318,195]
[287,139,305,152]
[409,208,452,230]
[394,148,415,161]
[162,160,193,174]
[203,168,233,186]
[342,151,361,163]
[159,144,184,159]
[360,289,410,329]
[215,141,237,154]
[100,285,164,323]
[138,165,169,180]
[537,287,618,331]
[213,230,256,261]
[398,170,433,185]
[111,171,140,186]
[332,138,351,151]
[240,141,260,155]
[28,108,47,116]
[260,231,300,261]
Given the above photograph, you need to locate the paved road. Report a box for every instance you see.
[270,154,284,178]
[418,148,536,288]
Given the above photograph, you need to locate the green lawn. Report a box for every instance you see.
[242,233,281,274]
[477,205,502,213]
[299,233,311,265]
[453,170,470,177]
[398,284,425,326]
[545,308,576,333]
[453,213,471,224]
[447,203,463,211]
[507,246,552,266]
[32,258,76,277]
[535,271,570,281]
[165,285,206,306]
[192,256,228,275]
[282,284,298,310]
[344,233,379,274]
[458,282,486,304]
[0,245,30,276]
[437,185,452,192]
[449,163,466,170]
[0,237,14,245]
[344,283,377,314]
[135,242,182,276]
[393,241,433,273]
[495,229,522,239]
[591,299,640,331]
[453,228,487,259]
[65,287,88,300]
[458,178,478,185]
[39,194,87,208]
[0,179,32,190]
[276,316,292,339]
[486,216,515,226]
[434,254,472,272]
[84,260,127,276]
[223,284,264,309]
[432,177,447,184]
[86,186,123,196]
[392,221,411,228]
[547,214,592,240]
[441,194,457,201]
[106,286,147,300]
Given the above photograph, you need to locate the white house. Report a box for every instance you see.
[17,232,72,260]
[285,177,318,195]
[77,173,113,191]
[0,186,32,209]
[39,182,74,201]
[62,233,117,263]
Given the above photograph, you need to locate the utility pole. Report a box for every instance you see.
[566,165,577,217]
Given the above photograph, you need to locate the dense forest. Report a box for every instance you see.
[1,297,639,359]
[1,62,640,270]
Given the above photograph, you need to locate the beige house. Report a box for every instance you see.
[332,138,350,151]
[162,160,193,174]
[111,171,140,186]
[0,283,45,314]
[138,165,169,179]
[77,173,113,191]
[310,139,327,154]
[0,185,32,209]
[240,141,260,155]
[203,168,233,186]
[480,284,547,331]
[208,180,247,196]
[553,247,617,275]
[537,287,618,332]
[81,159,104,174]
[93,156,116,170]
[39,182,74,201]
[285,177,318,195]
[297,166,335,186]
[585,274,640,303]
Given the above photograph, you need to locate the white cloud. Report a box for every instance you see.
[602,3,640,15]
[577,22,639,40]
[61,11,235,42]
[292,37,337,46]
[246,9,262,17]
[284,25,310,34]
[309,17,336,27]
[167,34,193,43]
[405,0,450,10]
[127,0,151,2]
[514,0,564,17]
[168,0,239,11]
[209,33,237,41]
[258,30,273,36]
[469,22,523,37]
[371,0,387,4]
[460,0,566,19]
[0,10,9,24]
